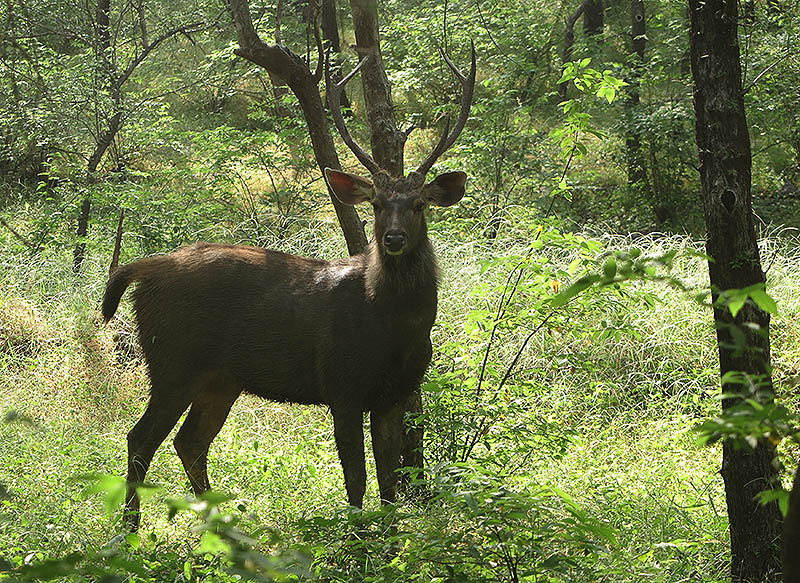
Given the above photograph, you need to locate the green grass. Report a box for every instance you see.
[1,223,798,581]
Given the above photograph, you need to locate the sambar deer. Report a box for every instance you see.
[102,45,475,530]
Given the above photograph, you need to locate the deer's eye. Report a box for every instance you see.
[412,200,425,213]
[372,201,382,212]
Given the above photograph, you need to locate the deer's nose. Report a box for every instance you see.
[383,232,407,254]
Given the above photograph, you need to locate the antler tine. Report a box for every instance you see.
[415,41,477,178]
[325,53,381,176]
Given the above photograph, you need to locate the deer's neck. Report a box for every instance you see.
[364,237,440,301]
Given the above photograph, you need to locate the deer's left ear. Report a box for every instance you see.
[423,171,467,207]
[324,168,375,205]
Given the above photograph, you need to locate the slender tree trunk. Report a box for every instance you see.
[109,208,125,274]
[582,0,603,37]
[321,0,350,110]
[227,0,367,255]
[74,108,122,271]
[348,0,405,176]
[74,0,113,272]
[785,461,800,582]
[268,0,291,117]
[688,0,782,580]
[625,0,653,219]
[558,2,584,101]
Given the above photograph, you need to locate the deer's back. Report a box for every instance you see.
[129,243,435,411]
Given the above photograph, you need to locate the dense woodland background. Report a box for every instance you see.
[1,0,800,581]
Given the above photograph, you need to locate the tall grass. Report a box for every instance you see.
[1,222,799,581]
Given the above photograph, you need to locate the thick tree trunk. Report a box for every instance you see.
[348,0,422,473]
[348,0,422,475]
[785,461,800,582]
[688,0,782,580]
[226,0,367,255]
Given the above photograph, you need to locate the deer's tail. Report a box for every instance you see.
[102,256,169,322]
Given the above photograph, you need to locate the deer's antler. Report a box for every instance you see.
[325,52,381,176]
[415,41,477,178]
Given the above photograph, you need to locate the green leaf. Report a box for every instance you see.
[756,489,791,517]
[749,289,778,315]
[79,474,126,517]
[195,532,230,555]
[603,257,617,279]
[728,295,747,318]
[125,532,140,550]
[551,276,599,307]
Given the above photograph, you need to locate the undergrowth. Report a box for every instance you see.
[1,221,799,581]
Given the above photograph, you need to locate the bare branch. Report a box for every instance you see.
[118,21,204,87]
[0,217,34,250]
[312,6,325,83]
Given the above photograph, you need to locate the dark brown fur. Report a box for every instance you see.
[103,169,465,529]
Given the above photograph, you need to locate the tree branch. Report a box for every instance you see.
[118,21,204,88]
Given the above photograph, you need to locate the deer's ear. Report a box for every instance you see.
[324,168,374,205]
[423,171,467,207]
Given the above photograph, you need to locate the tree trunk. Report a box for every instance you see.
[269,0,291,117]
[321,0,350,110]
[625,0,653,219]
[688,0,782,580]
[582,0,603,37]
[348,0,405,176]
[785,461,800,582]
[74,0,113,272]
[227,0,367,255]
[558,2,584,101]
[109,208,125,274]
[348,0,423,475]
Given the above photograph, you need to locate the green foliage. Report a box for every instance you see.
[295,464,614,582]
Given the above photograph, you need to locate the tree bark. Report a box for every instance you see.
[785,461,800,582]
[348,0,405,176]
[688,0,782,580]
[268,0,291,117]
[321,0,350,110]
[226,0,367,255]
[625,0,653,219]
[73,0,113,272]
[109,208,125,274]
[558,2,584,101]
[582,0,603,38]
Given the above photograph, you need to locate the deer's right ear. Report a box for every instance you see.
[324,168,375,205]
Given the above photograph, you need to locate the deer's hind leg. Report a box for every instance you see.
[125,384,193,530]
[173,377,241,496]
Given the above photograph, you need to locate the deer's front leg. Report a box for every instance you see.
[370,404,405,504]
[332,408,366,508]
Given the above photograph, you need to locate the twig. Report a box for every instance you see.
[0,217,34,250]
[743,49,794,94]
